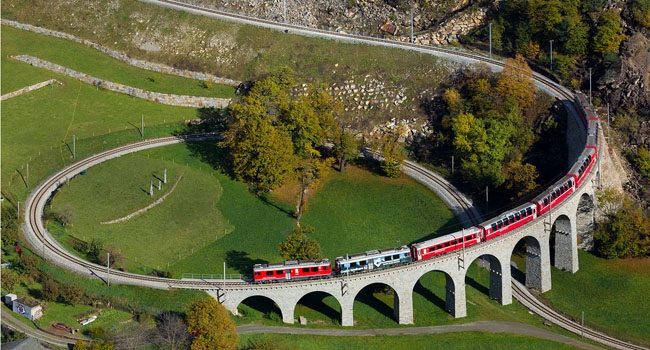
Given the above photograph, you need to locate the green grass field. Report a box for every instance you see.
[48,142,459,277]
[238,332,579,350]
[1,25,236,97]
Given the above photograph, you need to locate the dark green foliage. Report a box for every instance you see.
[85,326,107,340]
[592,9,627,55]
[593,198,650,258]
[278,225,323,261]
[630,0,650,28]
[1,205,19,247]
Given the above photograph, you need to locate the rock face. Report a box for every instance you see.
[188,0,487,45]
[599,31,650,119]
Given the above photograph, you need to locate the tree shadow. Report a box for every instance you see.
[225,250,267,275]
[413,280,446,310]
[356,285,395,321]
[465,276,489,296]
[257,192,295,218]
[241,296,281,317]
[296,292,341,321]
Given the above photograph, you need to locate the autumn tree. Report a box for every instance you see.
[278,225,323,261]
[187,298,239,350]
[495,54,536,112]
[223,69,339,224]
[40,274,60,302]
[222,116,296,193]
[592,9,626,55]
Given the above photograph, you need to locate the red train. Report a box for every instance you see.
[252,91,599,282]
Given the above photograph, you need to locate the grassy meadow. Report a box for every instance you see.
[238,333,580,350]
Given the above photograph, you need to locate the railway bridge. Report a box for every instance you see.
[195,110,606,326]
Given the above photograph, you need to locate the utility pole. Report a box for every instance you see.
[410,4,414,43]
[26,164,29,188]
[283,0,287,24]
[589,68,593,106]
[223,261,226,289]
[164,168,167,184]
[549,40,553,71]
[141,114,145,138]
[107,253,110,287]
[489,22,492,59]
[73,134,76,159]
[485,186,489,214]
[451,156,454,176]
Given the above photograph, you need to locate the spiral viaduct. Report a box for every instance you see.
[19,0,607,329]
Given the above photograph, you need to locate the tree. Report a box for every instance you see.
[98,246,125,270]
[1,205,19,247]
[61,283,85,305]
[495,54,536,112]
[53,205,75,226]
[332,127,360,172]
[379,131,407,178]
[278,225,323,261]
[592,9,626,55]
[40,274,60,302]
[187,298,238,350]
[631,0,650,28]
[223,116,296,193]
[593,198,650,259]
[73,340,87,350]
[502,158,540,197]
[154,312,189,350]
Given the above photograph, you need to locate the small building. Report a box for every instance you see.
[380,19,398,36]
[3,293,17,305]
[12,297,43,321]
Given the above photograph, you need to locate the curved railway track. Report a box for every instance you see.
[19,4,646,347]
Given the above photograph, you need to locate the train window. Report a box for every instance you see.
[544,198,549,206]
[266,271,273,276]
[311,267,318,272]
[509,215,515,224]
[491,223,497,232]
[255,272,260,276]
[515,212,521,220]
[302,268,309,273]
[497,221,503,229]
[527,207,532,215]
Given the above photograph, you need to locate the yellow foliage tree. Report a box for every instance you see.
[187,298,239,350]
[495,54,536,111]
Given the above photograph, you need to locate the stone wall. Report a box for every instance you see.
[13,55,231,108]
[1,79,61,101]
[1,19,241,87]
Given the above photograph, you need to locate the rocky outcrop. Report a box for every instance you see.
[599,31,650,119]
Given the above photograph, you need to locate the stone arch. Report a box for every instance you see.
[236,295,283,322]
[293,291,342,326]
[466,254,511,305]
[412,268,465,319]
[552,214,578,273]
[351,282,401,325]
[511,235,551,292]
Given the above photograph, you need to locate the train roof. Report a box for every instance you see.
[479,202,536,227]
[335,245,410,262]
[411,227,481,250]
[253,259,330,271]
[531,175,574,203]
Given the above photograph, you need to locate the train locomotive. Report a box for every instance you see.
[253,91,599,282]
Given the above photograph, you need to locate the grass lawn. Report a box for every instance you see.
[238,333,580,350]
[1,25,236,98]
[48,143,459,278]
[543,251,650,347]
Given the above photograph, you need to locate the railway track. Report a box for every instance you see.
[18,4,646,347]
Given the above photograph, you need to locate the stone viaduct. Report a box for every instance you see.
[198,100,610,327]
